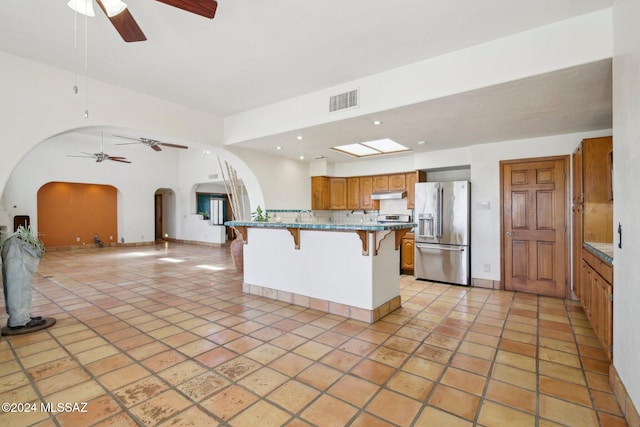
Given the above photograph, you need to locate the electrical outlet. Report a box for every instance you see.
[483,264,491,272]
[109,236,113,240]
[76,237,80,242]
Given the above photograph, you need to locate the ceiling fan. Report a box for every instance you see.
[114,135,189,151]
[68,133,132,163]
[68,0,218,43]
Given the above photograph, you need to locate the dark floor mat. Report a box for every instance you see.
[1,317,56,336]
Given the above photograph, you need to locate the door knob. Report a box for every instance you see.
[505,231,513,237]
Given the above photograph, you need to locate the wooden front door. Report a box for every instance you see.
[501,156,569,298]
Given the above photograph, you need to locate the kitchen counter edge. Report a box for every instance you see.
[225,221,416,231]
[583,242,614,265]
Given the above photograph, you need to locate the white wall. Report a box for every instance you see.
[227,146,310,210]
[612,0,640,410]
[224,10,612,145]
[0,52,224,201]
[0,53,313,242]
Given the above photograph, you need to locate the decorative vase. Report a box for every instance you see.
[230,236,244,273]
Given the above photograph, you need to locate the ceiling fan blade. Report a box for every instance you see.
[109,158,132,163]
[67,155,95,158]
[151,144,163,152]
[156,0,218,19]
[158,142,189,150]
[115,142,141,146]
[96,0,147,42]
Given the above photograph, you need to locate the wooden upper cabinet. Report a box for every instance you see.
[572,144,583,204]
[312,171,422,210]
[360,176,375,210]
[372,175,389,192]
[329,178,347,210]
[389,174,406,191]
[311,176,330,210]
[581,136,613,242]
[405,171,426,209]
[347,177,360,210]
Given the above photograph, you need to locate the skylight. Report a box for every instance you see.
[331,139,410,158]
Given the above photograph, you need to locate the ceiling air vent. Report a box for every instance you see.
[329,89,358,112]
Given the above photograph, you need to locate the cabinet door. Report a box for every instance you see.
[572,144,583,204]
[311,176,330,210]
[372,175,389,192]
[401,238,415,272]
[603,281,613,358]
[347,177,360,210]
[389,174,406,191]
[572,205,583,298]
[582,136,613,243]
[330,178,347,210]
[360,176,375,210]
[590,270,601,338]
[581,260,591,317]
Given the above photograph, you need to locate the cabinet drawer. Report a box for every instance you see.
[582,248,613,284]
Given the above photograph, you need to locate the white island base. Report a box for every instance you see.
[234,225,411,323]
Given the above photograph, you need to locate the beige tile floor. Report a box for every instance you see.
[0,242,628,426]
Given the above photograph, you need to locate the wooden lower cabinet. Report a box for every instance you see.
[580,249,613,360]
[401,234,415,274]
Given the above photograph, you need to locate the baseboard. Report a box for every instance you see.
[610,364,640,427]
[243,282,401,324]
[472,277,502,289]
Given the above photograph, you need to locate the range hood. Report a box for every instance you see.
[371,190,407,200]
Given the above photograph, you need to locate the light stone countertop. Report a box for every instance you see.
[584,242,614,265]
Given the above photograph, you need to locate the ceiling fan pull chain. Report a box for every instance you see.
[72,0,79,94]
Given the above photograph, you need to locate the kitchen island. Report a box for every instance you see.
[225,221,414,323]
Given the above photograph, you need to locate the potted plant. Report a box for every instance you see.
[1,225,49,332]
[251,206,269,222]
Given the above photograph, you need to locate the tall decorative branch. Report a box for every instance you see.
[218,157,246,221]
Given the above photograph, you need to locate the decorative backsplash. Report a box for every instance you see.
[266,209,379,224]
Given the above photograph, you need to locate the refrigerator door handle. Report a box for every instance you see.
[416,244,465,252]
[437,186,444,238]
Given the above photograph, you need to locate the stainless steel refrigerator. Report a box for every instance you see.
[414,181,470,285]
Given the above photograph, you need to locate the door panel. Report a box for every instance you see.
[502,157,568,297]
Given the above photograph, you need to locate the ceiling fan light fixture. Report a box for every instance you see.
[101,0,128,17]
[67,0,96,17]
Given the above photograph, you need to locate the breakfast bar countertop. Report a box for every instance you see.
[225,220,416,231]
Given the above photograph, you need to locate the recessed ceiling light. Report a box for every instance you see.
[299,155,305,160]
[417,140,426,145]
[276,146,282,150]
[373,120,382,125]
[297,135,303,140]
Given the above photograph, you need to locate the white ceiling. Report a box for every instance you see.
[0,0,613,162]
